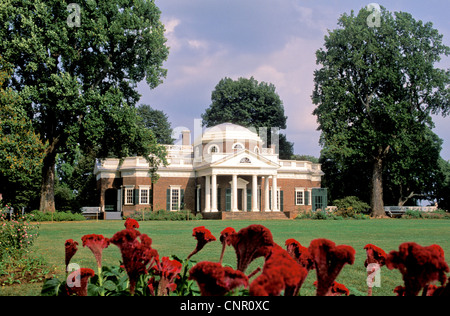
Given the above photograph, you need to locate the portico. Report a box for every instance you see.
[196,147,280,213]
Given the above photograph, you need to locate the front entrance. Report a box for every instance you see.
[105,189,117,212]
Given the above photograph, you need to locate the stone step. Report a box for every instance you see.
[104,212,123,220]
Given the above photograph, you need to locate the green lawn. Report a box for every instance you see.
[2,219,449,296]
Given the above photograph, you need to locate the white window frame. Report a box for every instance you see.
[170,185,181,211]
[232,142,244,150]
[124,186,135,205]
[295,188,305,206]
[139,186,150,205]
[270,187,281,210]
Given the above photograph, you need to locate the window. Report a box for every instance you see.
[232,143,244,150]
[171,188,180,211]
[240,157,251,164]
[168,186,183,211]
[295,190,304,205]
[254,146,260,154]
[269,188,281,210]
[124,187,134,205]
[296,188,311,206]
[140,187,150,205]
[208,145,219,154]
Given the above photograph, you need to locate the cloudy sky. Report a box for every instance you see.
[138,0,450,160]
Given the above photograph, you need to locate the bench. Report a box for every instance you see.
[81,207,101,220]
[384,206,438,218]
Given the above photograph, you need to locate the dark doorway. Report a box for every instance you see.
[105,189,117,212]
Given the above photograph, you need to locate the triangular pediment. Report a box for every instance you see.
[210,149,280,169]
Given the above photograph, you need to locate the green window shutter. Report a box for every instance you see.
[150,189,153,208]
[225,188,231,212]
[280,190,284,212]
[217,188,221,211]
[269,189,272,209]
[247,189,252,211]
[134,189,139,205]
[166,189,171,211]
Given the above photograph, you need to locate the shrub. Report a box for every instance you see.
[0,208,40,259]
[334,196,371,218]
[29,210,86,222]
[126,209,203,221]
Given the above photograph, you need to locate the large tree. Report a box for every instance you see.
[0,56,46,208]
[312,6,450,216]
[202,76,293,159]
[0,0,169,212]
[137,104,174,145]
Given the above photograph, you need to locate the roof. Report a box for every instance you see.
[195,122,262,144]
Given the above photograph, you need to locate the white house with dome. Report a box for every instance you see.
[94,123,325,219]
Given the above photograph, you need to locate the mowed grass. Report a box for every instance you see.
[2,219,449,296]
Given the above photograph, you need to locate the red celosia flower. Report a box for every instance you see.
[313,281,350,296]
[188,261,248,296]
[65,239,79,269]
[393,285,406,296]
[364,244,387,296]
[149,256,183,296]
[364,244,387,268]
[65,268,95,296]
[250,244,308,296]
[308,238,355,296]
[110,229,159,295]
[124,218,139,230]
[219,227,236,264]
[228,225,274,273]
[285,239,315,271]
[386,242,449,296]
[187,226,216,260]
[81,234,110,269]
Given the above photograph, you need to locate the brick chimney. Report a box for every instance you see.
[182,130,191,146]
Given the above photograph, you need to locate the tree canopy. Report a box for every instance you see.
[0,0,169,212]
[137,104,174,145]
[313,6,450,216]
[202,76,293,159]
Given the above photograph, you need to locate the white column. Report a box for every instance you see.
[264,176,270,212]
[272,175,279,212]
[252,174,258,212]
[204,175,211,212]
[232,174,239,212]
[211,174,218,212]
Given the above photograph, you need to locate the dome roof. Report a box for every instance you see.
[199,123,262,143]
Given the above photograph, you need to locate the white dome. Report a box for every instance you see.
[200,123,262,143]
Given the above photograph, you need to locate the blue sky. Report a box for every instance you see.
[138,0,450,160]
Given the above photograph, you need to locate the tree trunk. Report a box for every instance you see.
[370,158,385,217]
[39,152,57,213]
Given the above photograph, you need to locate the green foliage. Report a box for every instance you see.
[334,196,371,217]
[313,6,450,216]
[0,203,50,287]
[202,76,294,159]
[401,209,450,220]
[0,206,40,259]
[0,0,169,211]
[29,210,86,222]
[137,104,174,145]
[0,56,46,209]
[126,209,203,221]
[436,159,450,212]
